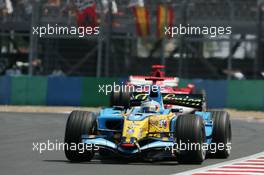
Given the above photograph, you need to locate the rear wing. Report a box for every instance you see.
[129,76,179,87]
[128,64,179,87]
[130,92,204,109]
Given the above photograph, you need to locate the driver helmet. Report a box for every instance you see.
[141,100,161,113]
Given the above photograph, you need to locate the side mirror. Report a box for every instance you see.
[171,108,183,113]
[113,106,125,110]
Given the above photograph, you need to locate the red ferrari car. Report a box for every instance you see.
[127,65,195,94]
[110,65,205,110]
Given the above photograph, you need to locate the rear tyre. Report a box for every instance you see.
[64,111,97,162]
[176,115,206,164]
[110,91,121,106]
[110,88,131,108]
[210,111,232,158]
[119,88,131,108]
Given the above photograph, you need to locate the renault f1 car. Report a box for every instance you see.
[64,86,231,164]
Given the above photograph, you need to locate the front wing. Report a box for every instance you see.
[81,136,174,155]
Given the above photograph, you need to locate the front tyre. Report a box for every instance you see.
[210,111,232,158]
[176,115,206,164]
[64,111,97,162]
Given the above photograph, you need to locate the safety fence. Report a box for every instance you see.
[0,76,263,111]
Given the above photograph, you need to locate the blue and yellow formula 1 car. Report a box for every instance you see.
[64,86,231,164]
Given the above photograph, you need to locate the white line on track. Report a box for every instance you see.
[234,163,264,165]
[209,168,264,171]
[173,151,264,175]
[221,164,264,168]
[62,111,72,114]
[178,172,262,175]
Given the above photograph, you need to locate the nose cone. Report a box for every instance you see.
[122,119,148,143]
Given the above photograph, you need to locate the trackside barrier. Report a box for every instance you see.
[47,77,82,106]
[226,80,264,110]
[0,76,11,104]
[178,79,227,108]
[196,80,227,108]
[81,77,120,106]
[11,76,47,105]
[0,76,263,110]
[179,79,264,111]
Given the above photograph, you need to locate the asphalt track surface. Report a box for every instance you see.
[0,112,264,175]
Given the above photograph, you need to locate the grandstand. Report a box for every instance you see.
[0,0,263,79]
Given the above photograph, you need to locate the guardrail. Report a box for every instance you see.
[0,76,263,110]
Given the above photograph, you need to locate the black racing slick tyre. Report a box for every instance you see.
[119,88,130,108]
[110,90,120,107]
[176,115,206,164]
[210,111,232,158]
[64,111,97,162]
[110,88,130,108]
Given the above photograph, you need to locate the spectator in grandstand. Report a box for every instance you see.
[0,0,13,19]
[14,0,32,20]
[5,65,22,76]
[128,0,144,7]
[61,0,77,17]
[32,58,43,75]
[101,0,118,14]
[43,0,61,16]
[51,68,65,76]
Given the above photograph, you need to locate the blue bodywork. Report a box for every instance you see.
[82,86,214,156]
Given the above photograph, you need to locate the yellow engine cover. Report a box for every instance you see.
[122,113,174,143]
